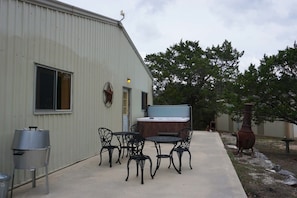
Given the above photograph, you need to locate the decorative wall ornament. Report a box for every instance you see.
[103,82,113,108]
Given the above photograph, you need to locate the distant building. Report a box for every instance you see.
[0,0,153,187]
[216,113,297,138]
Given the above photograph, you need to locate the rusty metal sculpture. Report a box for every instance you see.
[236,103,255,155]
[103,82,113,108]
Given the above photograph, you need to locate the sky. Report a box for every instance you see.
[59,0,297,72]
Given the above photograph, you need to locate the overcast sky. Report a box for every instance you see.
[59,0,297,72]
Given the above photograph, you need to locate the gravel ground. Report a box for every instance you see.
[221,132,297,198]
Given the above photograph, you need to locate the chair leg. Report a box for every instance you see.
[172,150,183,173]
[187,150,192,169]
[140,160,146,184]
[116,147,121,164]
[99,148,104,166]
[177,151,183,172]
[108,148,114,167]
[168,149,174,168]
[167,159,172,169]
[148,158,154,179]
[126,159,131,181]
[136,161,139,177]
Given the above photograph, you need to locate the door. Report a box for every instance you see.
[122,88,130,131]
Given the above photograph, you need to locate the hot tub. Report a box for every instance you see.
[137,117,190,137]
[137,117,190,122]
[137,105,192,137]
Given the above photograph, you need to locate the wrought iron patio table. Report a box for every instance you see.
[113,131,138,158]
[146,135,182,176]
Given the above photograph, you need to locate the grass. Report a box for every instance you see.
[226,148,262,195]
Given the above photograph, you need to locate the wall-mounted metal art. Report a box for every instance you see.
[103,82,113,108]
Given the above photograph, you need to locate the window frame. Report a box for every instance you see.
[141,91,148,110]
[34,64,73,114]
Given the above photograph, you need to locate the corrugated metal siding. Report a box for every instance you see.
[263,121,286,138]
[0,0,153,186]
[215,114,229,132]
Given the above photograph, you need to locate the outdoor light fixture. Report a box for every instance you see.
[127,78,131,84]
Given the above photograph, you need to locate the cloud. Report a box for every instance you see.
[59,0,297,71]
[135,0,174,14]
[211,0,297,28]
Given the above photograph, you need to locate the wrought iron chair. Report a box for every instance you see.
[113,124,140,159]
[125,134,153,184]
[98,127,121,167]
[130,124,138,132]
[171,128,193,173]
[130,123,142,134]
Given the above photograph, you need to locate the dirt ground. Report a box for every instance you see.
[221,132,297,198]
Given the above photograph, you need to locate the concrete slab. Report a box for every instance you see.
[10,131,247,198]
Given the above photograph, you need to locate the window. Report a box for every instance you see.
[141,92,147,110]
[122,91,128,114]
[35,64,72,112]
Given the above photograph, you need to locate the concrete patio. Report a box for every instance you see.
[10,131,247,198]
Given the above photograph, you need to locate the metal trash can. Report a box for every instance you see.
[0,173,10,198]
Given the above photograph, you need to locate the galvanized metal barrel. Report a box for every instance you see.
[11,127,50,169]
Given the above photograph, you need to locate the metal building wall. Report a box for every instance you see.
[263,121,288,138]
[0,0,153,186]
[215,114,230,132]
[216,113,294,138]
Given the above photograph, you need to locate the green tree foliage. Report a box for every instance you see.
[205,40,244,114]
[225,64,259,123]
[145,40,244,129]
[255,44,297,125]
[229,43,297,125]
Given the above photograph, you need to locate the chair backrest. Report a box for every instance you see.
[130,124,138,132]
[127,134,145,156]
[178,128,193,149]
[98,127,113,147]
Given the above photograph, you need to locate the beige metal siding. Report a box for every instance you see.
[263,121,287,138]
[0,0,153,186]
[216,113,294,138]
[215,114,229,132]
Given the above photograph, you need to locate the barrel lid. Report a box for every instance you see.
[0,173,11,181]
[12,129,50,149]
